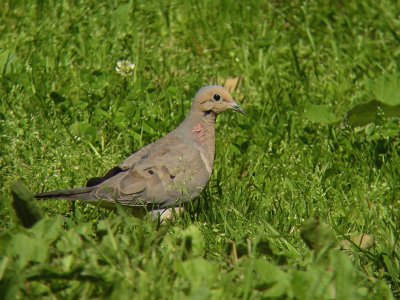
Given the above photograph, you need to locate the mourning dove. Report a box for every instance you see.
[35,85,245,219]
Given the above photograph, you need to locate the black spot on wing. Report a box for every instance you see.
[86,166,124,187]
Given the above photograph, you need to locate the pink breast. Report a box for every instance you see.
[192,124,206,143]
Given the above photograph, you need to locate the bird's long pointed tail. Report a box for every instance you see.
[35,186,96,201]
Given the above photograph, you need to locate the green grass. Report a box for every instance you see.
[1,0,399,298]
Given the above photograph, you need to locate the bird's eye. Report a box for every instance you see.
[213,94,221,101]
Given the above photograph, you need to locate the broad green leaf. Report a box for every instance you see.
[187,286,211,300]
[345,100,400,127]
[174,259,216,300]
[253,259,287,284]
[30,216,63,244]
[291,267,334,299]
[179,225,205,257]
[6,233,48,267]
[11,181,42,228]
[163,224,205,258]
[330,251,362,300]
[253,259,290,297]
[371,73,400,106]
[178,257,217,284]
[56,228,84,253]
[305,104,341,124]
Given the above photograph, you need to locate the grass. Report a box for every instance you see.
[0,0,399,298]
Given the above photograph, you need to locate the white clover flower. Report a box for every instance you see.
[115,60,135,76]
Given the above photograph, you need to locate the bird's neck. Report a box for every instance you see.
[178,108,216,161]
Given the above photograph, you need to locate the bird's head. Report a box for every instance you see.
[194,85,245,115]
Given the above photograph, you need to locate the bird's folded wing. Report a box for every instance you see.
[119,135,182,169]
[90,144,211,208]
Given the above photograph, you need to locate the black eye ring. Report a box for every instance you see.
[213,94,221,101]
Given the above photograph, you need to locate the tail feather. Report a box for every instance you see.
[35,186,96,201]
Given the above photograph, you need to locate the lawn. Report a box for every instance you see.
[0,0,399,298]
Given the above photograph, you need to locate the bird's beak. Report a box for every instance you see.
[230,102,246,115]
